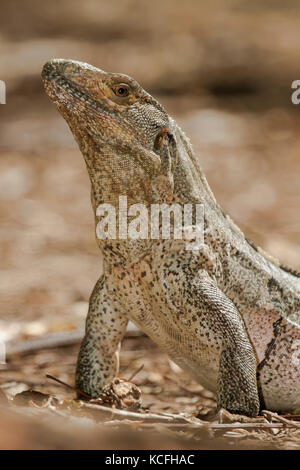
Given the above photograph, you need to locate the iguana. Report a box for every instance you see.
[42,59,300,416]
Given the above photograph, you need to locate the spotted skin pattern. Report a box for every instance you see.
[42,59,300,416]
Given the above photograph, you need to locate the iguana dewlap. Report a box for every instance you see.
[42,59,300,417]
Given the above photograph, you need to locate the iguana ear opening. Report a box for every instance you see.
[150,128,177,202]
[154,127,177,176]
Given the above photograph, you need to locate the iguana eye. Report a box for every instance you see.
[113,84,130,97]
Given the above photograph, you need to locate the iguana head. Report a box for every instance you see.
[42,59,178,206]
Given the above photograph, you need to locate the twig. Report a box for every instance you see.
[6,323,143,357]
[262,410,300,429]
[46,374,93,400]
[79,401,200,424]
[210,422,297,430]
[7,329,85,356]
[282,414,300,421]
[127,364,144,381]
[78,402,300,430]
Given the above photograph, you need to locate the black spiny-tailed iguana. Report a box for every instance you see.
[42,59,300,417]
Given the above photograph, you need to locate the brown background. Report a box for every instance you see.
[0,0,300,449]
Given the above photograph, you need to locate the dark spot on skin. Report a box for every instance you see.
[257,317,283,371]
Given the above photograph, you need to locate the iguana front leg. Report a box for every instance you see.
[75,275,128,397]
[189,271,260,416]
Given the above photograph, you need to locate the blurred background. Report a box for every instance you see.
[0,0,300,449]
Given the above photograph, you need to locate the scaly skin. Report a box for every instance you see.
[42,59,300,416]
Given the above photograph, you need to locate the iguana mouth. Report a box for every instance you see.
[42,60,108,113]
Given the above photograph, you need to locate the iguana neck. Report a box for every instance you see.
[171,122,220,207]
[88,122,236,264]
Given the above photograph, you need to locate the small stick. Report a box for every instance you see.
[6,324,143,358]
[79,402,300,429]
[262,410,300,429]
[282,414,300,421]
[101,421,297,431]
[46,374,92,400]
[128,364,144,381]
[80,401,193,423]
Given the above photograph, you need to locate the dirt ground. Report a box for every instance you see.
[0,1,300,450]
